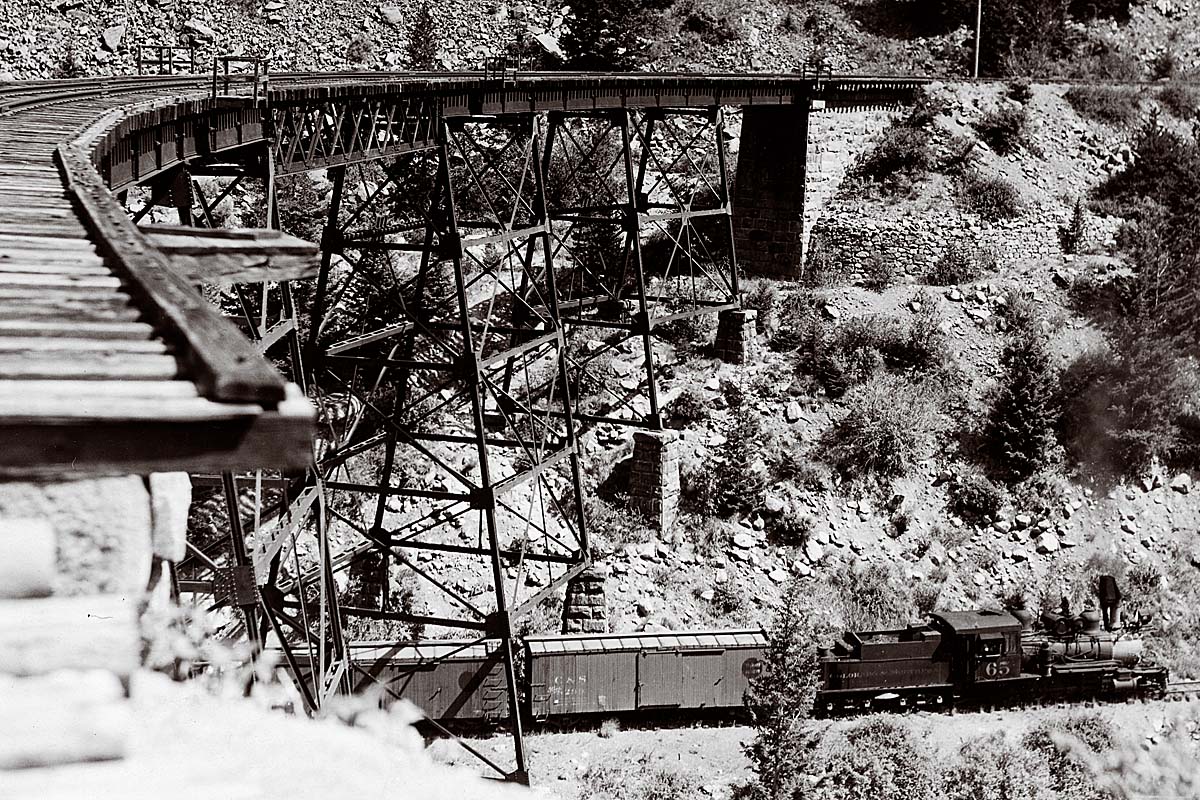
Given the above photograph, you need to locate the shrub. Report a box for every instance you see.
[741,281,778,334]
[861,254,898,291]
[1157,84,1200,120]
[976,105,1030,156]
[678,0,743,44]
[802,234,850,288]
[1007,80,1034,104]
[1021,713,1116,800]
[1058,335,1200,475]
[771,293,825,352]
[812,718,939,800]
[1150,51,1179,80]
[346,33,375,65]
[984,326,1063,481]
[927,242,983,285]
[1066,86,1141,126]
[950,473,1006,524]
[828,561,915,631]
[822,375,942,483]
[561,0,670,70]
[851,123,933,195]
[769,509,814,548]
[668,388,709,424]
[406,3,441,69]
[944,732,1055,800]
[959,171,1022,221]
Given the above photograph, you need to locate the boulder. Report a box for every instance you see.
[379,5,404,25]
[100,24,125,52]
[804,539,824,563]
[784,401,802,423]
[1170,473,1192,494]
[1036,533,1060,554]
[732,532,754,550]
[184,19,216,40]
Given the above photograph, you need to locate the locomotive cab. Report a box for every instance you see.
[928,611,1034,693]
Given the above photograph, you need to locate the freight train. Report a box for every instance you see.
[277,578,1166,723]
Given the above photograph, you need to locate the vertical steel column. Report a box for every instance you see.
[436,121,529,784]
[619,110,662,430]
[714,107,740,301]
[309,165,346,350]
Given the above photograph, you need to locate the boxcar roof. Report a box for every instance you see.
[344,639,497,662]
[524,629,767,654]
[929,610,1019,634]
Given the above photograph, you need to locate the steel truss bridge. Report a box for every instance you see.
[0,68,924,783]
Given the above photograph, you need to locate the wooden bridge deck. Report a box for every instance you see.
[0,87,313,476]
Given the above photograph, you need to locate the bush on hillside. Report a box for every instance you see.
[811,718,939,800]
[1157,84,1200,120]
[741,281,778,334]
[1021,713,1116,800]
[677,0,743,44]
[802,234,851,287]
[346,33,375,65]
[976,105,1031,156]
[668,388,709,424]
[927,242,985,285]
[959,171,1022,221]
[828,560,915,631]
[1007,80,1034,104]
[944,732,1056,800]
[561,0,671,69]
[1060,197,1088,254]
[822,375,941,483]
[769,509,814,548]
[861,254,899,291]
[1065,86,1142,126]
[850,122,933,195]
[709,403,768,515]
[950,473,1006,524]
[771,292,825,351]
[1058,335,1200,476]
[984,326,1063,481]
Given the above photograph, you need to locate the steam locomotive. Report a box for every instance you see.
[815,577,1167,715]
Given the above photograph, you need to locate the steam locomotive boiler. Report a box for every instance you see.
[814,578,1168,715]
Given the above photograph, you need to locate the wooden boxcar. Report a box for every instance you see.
[281,640,509,721]
[524,629,767,719]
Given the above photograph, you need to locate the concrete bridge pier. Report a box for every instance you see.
[733,105,811,279]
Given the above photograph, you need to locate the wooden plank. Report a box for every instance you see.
[0,337,167,354]
[56,144,289,406]
[0,352,181,380]
[0,391,314,475]
[0,594,138,677]
[0,320,156,339]
[0,272,123,289]
[0,379,199,399]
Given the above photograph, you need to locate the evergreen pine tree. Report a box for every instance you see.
[560,0,669,70]
[741,580,824,800]
[712,391,766,515]
[985,325,1062,481]
[406,3,440,70]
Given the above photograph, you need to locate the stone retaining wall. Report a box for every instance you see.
[806,206,1123,281]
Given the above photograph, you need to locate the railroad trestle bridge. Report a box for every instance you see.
[0,70,924,782]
